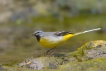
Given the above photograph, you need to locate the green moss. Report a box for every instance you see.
[58,58,106,71]
[67,41,101,61]
[4,66,38,71]
[4,58,106,71]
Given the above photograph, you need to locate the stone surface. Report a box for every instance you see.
[17,40,106,70]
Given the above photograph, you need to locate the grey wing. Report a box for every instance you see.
[42,31,73,37]
[54,31,73,36]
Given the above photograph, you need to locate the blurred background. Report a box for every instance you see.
[0,0,106,65]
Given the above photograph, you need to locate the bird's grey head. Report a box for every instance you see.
[32,30,43,41]
[32,30,43,36]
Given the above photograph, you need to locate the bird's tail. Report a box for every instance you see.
[74,28,101,36]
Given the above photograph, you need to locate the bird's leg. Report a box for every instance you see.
[49,48,56,56]
[45,47,56,55]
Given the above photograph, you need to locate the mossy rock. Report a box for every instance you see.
[4,40,106,71]
[69,40,106,61]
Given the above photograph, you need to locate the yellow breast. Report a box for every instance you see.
[40,38,61,48]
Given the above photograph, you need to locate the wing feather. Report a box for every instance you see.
[54,31,73,36]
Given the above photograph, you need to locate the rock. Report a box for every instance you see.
[18,40,106,70]
[5,40,106,71]
[18,58,44,70]
[0,65,4,71]
[68,40,106,61]
[18,56,64,70]
[82,40,106,60]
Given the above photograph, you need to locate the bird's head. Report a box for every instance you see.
[32,30,43,37]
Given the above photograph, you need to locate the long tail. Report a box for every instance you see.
[74,28,101,36]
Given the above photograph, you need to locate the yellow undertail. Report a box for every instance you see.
[63,34,75,41]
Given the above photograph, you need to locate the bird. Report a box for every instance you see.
[32,28,101,55]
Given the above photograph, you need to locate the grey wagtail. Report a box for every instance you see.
[32,28,101,55]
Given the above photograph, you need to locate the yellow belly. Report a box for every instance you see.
[39,34,74,48]
[40,38,62,48]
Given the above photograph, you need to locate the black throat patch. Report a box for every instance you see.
[35,35,41,42]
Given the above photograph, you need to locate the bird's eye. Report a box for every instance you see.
[37,31,40,33]
[37,31,42,33]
